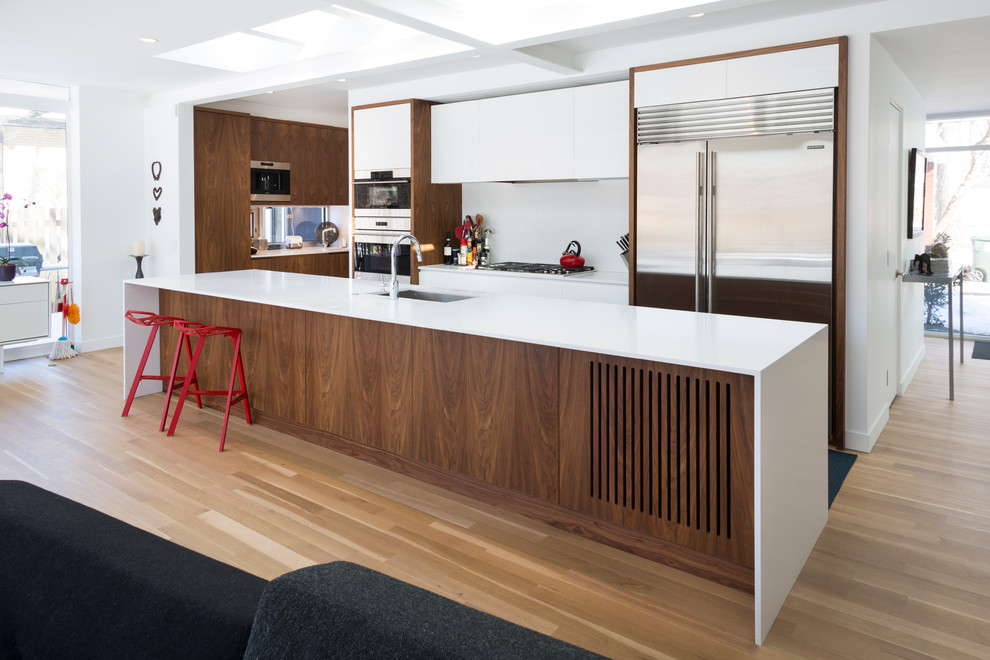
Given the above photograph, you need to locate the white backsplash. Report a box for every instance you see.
[460,179,629,272]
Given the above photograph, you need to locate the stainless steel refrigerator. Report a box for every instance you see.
[634,89,835,326]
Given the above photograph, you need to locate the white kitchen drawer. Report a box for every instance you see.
[0,279,50,344]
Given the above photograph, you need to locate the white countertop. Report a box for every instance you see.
[251,245,349,259]
[127,270,825,375]
[419,264,628,286]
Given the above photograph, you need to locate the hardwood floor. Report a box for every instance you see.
[1,337,989,658]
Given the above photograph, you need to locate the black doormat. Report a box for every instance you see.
[828,449,856,508]
[973,342,990,360]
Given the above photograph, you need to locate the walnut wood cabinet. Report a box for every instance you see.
[250,252,348,277]
[250,118,348,206]
[194,108,252,274]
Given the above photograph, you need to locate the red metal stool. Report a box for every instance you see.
[122,310,202,418]
[163,320,252,452]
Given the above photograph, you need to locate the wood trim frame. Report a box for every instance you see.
[628,36,848,448]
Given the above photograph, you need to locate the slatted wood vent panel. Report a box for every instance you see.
[560,355,754,567]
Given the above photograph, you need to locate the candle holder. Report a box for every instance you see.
[131,255,145,279]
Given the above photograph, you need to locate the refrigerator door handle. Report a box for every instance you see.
[696,151,706,311]
[708,150,717,313]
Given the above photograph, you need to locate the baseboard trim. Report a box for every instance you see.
[898,343,925,396]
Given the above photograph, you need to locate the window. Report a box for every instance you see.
[924,116,990,337]
[0,106,68,298]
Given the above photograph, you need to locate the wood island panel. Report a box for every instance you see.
[558,350,755,568]
[155,288,756,589]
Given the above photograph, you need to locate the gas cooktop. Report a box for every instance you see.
[476,262,595,276]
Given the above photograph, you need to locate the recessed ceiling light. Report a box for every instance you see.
[336,78,347,82]
[689,12,705,18]
[138,37,158,43]
[472,54,481,58]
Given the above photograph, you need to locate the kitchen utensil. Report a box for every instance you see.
[560,240,585,268]
[315,221,339,246]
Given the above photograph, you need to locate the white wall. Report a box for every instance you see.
[69,86,148,353]
[843,39,926,453]
[461,180,628,271]
[143,103,196,278]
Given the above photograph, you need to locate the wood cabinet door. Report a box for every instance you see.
[194,108,251,273]
[250,118,291,163]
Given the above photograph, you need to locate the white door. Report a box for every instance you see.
[884,102,902,405]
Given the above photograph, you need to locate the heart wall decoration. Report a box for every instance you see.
[151,161,163,225]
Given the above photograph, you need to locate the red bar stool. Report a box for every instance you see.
[122,310,202,418]
[163,320,252,452]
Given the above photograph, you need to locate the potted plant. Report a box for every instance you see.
[0,193,34,282]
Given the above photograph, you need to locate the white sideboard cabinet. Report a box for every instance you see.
[0,277,50,372]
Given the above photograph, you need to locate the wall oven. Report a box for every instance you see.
[353,169,411,216]
[250,161,291,202]
[353,168,413,283]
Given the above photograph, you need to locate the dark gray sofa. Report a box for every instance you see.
[0,481,601,659]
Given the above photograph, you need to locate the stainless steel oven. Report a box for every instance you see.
[353,169,411,217]
[353,229,413,283]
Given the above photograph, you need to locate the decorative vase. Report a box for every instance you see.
[0,264,16,282]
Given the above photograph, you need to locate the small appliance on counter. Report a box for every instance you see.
[285,235,303,249]
[560,240,585,268]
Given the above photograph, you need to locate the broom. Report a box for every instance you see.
[49,281,78,360]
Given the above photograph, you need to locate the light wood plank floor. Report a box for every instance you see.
[1,337,988,659]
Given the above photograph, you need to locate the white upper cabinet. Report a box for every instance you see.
[432,82,628,183]
[431,100,481,183]
[479,87,574,182]
[353,103,412,172]
[634,44,839,109]
[634,60,727,108]
[725,44,839,98]
[574,81,628,179]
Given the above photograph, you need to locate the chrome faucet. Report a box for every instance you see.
[389,233,423,299]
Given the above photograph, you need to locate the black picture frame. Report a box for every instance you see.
[907,147,927,239]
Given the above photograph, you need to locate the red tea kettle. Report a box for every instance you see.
[560,240,585,268]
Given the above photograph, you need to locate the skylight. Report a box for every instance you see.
[156,8,468,73]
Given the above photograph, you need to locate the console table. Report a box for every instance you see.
[902,267,964,400]
[0,277,51,373]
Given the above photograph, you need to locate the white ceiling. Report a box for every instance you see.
[1,0,989,118]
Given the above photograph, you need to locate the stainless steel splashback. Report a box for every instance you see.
[637,88,835,144]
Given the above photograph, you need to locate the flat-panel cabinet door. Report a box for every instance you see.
[431,100,480,183]
[635,141,706,311]
[634,61,727,108]
[725,45,839,98]
[479,88,573,181]
[353,103,411,171]
[574,81,629,179]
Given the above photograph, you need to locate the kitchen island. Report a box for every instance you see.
[123,269,827,644]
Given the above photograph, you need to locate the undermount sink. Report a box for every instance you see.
[372,289,474,303]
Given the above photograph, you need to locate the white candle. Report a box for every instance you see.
[133,241,145,256]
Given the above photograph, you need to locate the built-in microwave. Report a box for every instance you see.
[250,161,291,202]
[353,169,411,217]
